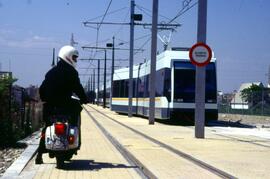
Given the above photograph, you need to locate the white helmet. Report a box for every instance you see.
[58,45,79,68]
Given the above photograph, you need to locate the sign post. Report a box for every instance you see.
[189,42,212,139]
[189,0,209,139]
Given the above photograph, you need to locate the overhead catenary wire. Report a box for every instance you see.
[112,7,130,37]
[115,34,151,47]
[94,0,112,55]
[135,4,172,21]
[82,0,113,85]
[134,36,152,56]
[82,1,178,88]
[84,6,128,25]
[91,0,113,58]
[83,38,111,47]
[97,0,113,29]
[83,20,180,76]
[168,0,198,24]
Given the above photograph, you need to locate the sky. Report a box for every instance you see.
[0,0,269,93]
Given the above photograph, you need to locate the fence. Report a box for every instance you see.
[0,85,43,147]
[218,90,270,117]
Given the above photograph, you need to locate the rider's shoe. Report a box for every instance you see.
[35,155,44,164]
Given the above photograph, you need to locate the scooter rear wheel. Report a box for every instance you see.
[56,157,64,169]
[49,153,55,158]
[64,153,73,161]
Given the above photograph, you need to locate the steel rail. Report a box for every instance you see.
[83,106,158,179]
[87,104,237,179]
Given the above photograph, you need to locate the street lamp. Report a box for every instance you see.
[107,37,115,109]
[103,50,107,108]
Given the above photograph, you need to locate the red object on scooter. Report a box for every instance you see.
[68,135,75,144]
[55,123,66,136]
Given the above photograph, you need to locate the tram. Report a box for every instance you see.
[110,47,217,120]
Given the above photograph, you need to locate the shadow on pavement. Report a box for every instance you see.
[156,119,194,126]
[114,112,256,128]
[206,120,255,128]
[63,160,138,171]
[156,118,256,128]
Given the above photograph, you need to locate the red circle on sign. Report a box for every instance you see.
[189,43,212,67]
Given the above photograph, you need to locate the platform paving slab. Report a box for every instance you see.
[15,104,270,178]
[87,105,270,179]
[19,109,141,179]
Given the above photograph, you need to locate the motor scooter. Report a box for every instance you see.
[44,106,81,168]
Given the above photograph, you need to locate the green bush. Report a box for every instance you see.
[0,76,21,147]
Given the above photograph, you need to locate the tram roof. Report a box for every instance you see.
[113,48,216,80]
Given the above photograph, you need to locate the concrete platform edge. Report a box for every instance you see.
[1,132,40,179]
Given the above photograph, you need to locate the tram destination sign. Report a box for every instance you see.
[189,42,212,67]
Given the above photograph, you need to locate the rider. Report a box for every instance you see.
[35,45,88,164]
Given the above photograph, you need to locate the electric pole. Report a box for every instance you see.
[107,36,115,109]
[93,69,96,104]
[79,54,115,106]
[97,59,100,105]
[128,0,135,117]
[149,0,158,125]
[82,46,138,108]
[103,50,107,108]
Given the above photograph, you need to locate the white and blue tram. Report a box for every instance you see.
[111,47,217,120]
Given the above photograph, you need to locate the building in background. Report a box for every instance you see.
[0,71,12,79]
[230,82,264,110]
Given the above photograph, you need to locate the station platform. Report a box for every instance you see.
[16,104,270,178]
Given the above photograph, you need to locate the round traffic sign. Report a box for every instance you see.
[189,43,212,67]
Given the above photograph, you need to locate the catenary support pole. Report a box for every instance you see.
[149,0,159,125]
[128,0,135,117]
[97,59,100,105]
[103,50,107,108]
[110,36,115,108]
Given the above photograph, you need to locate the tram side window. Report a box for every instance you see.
[123,79,136,97]
[120,80,125,97]
[174,62,195,102]
[155,69,164,97]
[145,75,150,97]
[137,77,144,98]
[114,78,140,98]
[164,68,171,102]
[113,80,120,97]
[123,79,128,97]
[133,79,136,97]
[173,61,217,103]
[205,64,217,102]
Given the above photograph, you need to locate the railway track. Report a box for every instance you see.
[85,104,237,179]
[157,117,270,149]
[206,121,270,149]
[83,106,156,179]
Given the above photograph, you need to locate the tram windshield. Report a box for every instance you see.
[173,61,217,103]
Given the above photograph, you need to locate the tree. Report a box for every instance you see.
[0,76,17,118]
[0,76,17,147]
[240,84,263,106]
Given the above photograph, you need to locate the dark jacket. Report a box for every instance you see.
[39,60,88,106]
